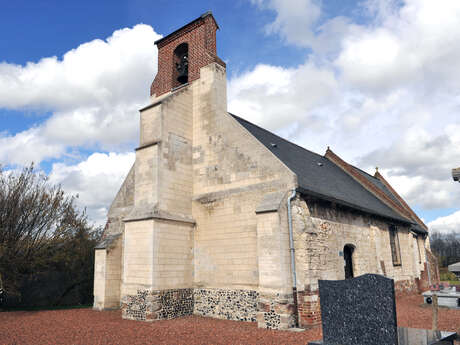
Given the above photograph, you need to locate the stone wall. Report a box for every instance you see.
[122,287,258,322]
[105,165,135,237]
[120,79,195,300]
[191,63,296,291]
[194,288,258,322]
[257,292,297,329]
[93,236,123,310]
[122,288,193,321]
[291,196,427,327]
[297,286,321,327]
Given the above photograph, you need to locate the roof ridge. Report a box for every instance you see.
[229,112,326,159]
[351,165,379,180]
[374,171,428,231]
[325,148,414,223]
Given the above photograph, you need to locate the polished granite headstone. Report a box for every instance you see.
[311,274,398,345]
[308,274,456,345]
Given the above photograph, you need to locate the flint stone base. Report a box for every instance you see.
[121,288,193,321]
[257,293,297,330]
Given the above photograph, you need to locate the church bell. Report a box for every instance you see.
[176,53,188,84]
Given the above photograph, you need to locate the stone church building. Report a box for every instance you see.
[94,12,436,329]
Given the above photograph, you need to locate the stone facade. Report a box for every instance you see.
[93,12,434,330]
[290,196,430,327]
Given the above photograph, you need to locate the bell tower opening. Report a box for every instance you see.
[173,43,188,86]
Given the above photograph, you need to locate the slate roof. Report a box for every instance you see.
[352,167,404,208]
[231,113,414,225]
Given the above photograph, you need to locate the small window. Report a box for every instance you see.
[389,225,402,266]
[416,236,422,264]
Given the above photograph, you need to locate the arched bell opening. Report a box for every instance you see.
[173,43,189,87]
[343,244,355,279]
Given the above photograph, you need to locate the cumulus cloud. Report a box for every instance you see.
[235,0,460,217]
[48,152,135,227]
[0,24,160,165]
[0,24,159,110]
[228,62,339,135]
[251,0,321,48]
[2,0,459,228]
[335,0,460,94]
[428,210,460,234]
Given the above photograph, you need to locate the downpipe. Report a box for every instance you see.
[425,243,432,287]
[287,189,299,328]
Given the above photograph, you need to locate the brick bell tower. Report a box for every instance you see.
[108,11,229,321]
[150,11,225,98]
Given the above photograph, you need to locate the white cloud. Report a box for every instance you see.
[336,0,460,94]
[0,24,160,165]
[0,127,66,165]
[0,24,159,110]
[228,62,340,154]
[428,210,460,234]
[234,0,460,215]
[2,0,460,225]
[251,0,321,48]
[48,152,135,227]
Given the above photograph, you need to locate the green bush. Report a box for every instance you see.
[440,271,459,282]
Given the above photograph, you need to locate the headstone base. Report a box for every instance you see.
[308,328,457,345]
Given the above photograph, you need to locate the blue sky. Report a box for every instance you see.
[1,0,459,232]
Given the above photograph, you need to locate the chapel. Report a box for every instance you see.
[93,12,437,329]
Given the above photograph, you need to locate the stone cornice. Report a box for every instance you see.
[123,209,195,225]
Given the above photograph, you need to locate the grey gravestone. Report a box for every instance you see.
[308,274,457,345]
[315,274,398,345]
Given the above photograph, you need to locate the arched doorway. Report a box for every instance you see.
[344,244,355,279]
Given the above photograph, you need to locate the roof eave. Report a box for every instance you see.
[297,186,414,226]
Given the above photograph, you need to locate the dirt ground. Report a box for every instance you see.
[1,295,459,345]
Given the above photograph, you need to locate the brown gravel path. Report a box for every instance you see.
[0,295,459,345]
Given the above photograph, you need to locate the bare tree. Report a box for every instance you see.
[0,164,89,301]
[430,231,460,267]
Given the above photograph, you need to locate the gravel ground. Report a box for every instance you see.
[1,295,459,345]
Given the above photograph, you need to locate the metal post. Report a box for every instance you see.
[432,294,438,331]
